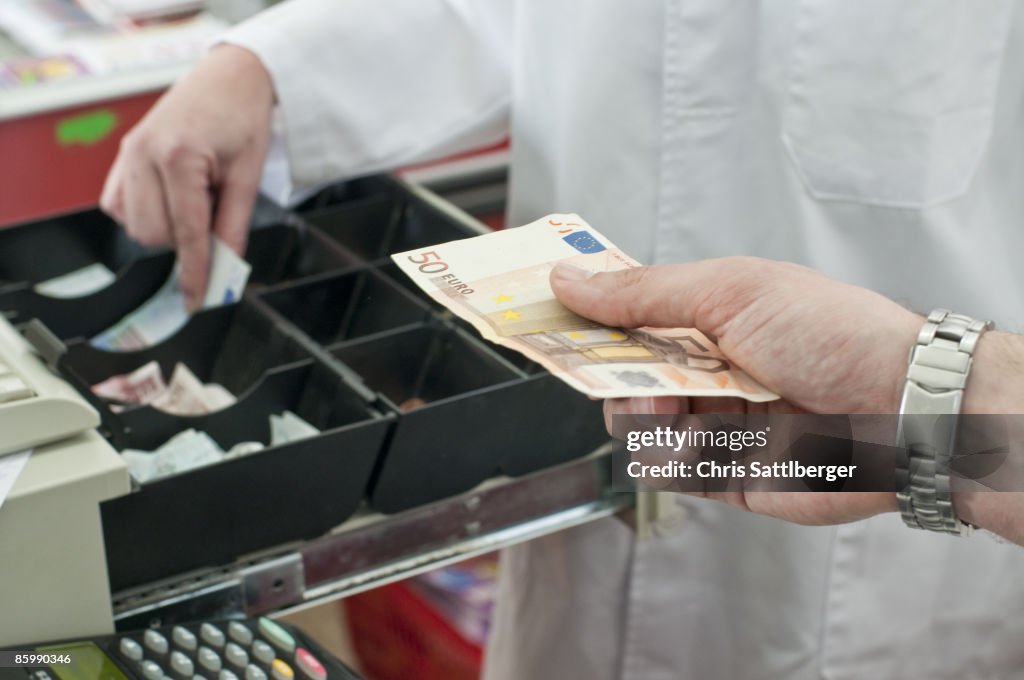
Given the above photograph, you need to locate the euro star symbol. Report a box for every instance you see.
[494,294,513,304]
[502,310,522,321]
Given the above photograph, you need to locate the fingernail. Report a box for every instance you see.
[552,263,594,282]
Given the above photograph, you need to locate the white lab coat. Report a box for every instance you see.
[226,1,1024,678]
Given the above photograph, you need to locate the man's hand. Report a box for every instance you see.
[101,45,275,310]
[551,257,923,415]
[550,257,924,525]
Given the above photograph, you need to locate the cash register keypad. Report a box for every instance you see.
[110,618,334,680]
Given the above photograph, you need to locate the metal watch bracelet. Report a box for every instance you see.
[896,309,992,535]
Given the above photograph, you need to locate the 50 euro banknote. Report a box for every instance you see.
[391,214,778,402]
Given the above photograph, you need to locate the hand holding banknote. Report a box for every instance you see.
[92,237,251,351]
[549,256,922,417]
[100,45,273,310]
[392,215,777,402]
[553,255,926,527]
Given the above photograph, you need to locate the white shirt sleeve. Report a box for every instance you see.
[222,0,513,193]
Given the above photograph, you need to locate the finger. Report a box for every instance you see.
[688,396,749,414]
[604,396,686,435]
[604,398,627,434]
[211,158,263,257]
[157,151,213,312]
[603,396,683,423]
[699,490,751,512]
[123,158,172,249]
[550,259,765,332]
[100,152,127,222]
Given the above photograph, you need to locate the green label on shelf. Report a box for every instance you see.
[55,109,118,147]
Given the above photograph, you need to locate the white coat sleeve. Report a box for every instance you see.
[222,0,513,190]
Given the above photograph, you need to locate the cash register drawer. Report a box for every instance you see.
[7,174,608,591]
[38,299,392,588]
[328,322,607,512]
[0,200,352,341]
[98,356,392,589]
[0,208,174,338]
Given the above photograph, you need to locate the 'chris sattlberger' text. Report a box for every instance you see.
[626,459,857,482]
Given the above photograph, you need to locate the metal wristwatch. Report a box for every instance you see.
[896,309,992,535]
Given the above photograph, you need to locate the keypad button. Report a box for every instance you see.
[251,641,275,666]
[119,638,143,662]
[141,660,164,680]
[144,630,169,655]
[173,626,198,652]
[218,671,239,680]
[244,665,268,680]
[27,670,56,680]
[270,660,294,680]
[200,623,226,648]
[198,647,222,673]
[227,622,253,647]
[293,649,326,680]
[257,619,295,654]
[224,643,248,668]
[170,651,195,677]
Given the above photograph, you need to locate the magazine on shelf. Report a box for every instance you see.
[0,0,105,55]
[0,0,225,84]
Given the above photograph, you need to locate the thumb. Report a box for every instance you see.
[549,259,754,331]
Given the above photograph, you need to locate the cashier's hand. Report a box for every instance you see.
[100,45,275,310]
[550,257,923,524]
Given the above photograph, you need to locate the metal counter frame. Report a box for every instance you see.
[112,444,629,629]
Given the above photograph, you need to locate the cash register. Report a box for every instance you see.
[0,175,613,649]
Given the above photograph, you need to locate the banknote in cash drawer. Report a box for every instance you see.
[257,268,431,345]
[99,358,393,590]
[0,208,175,338]
[52,301,308,447]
